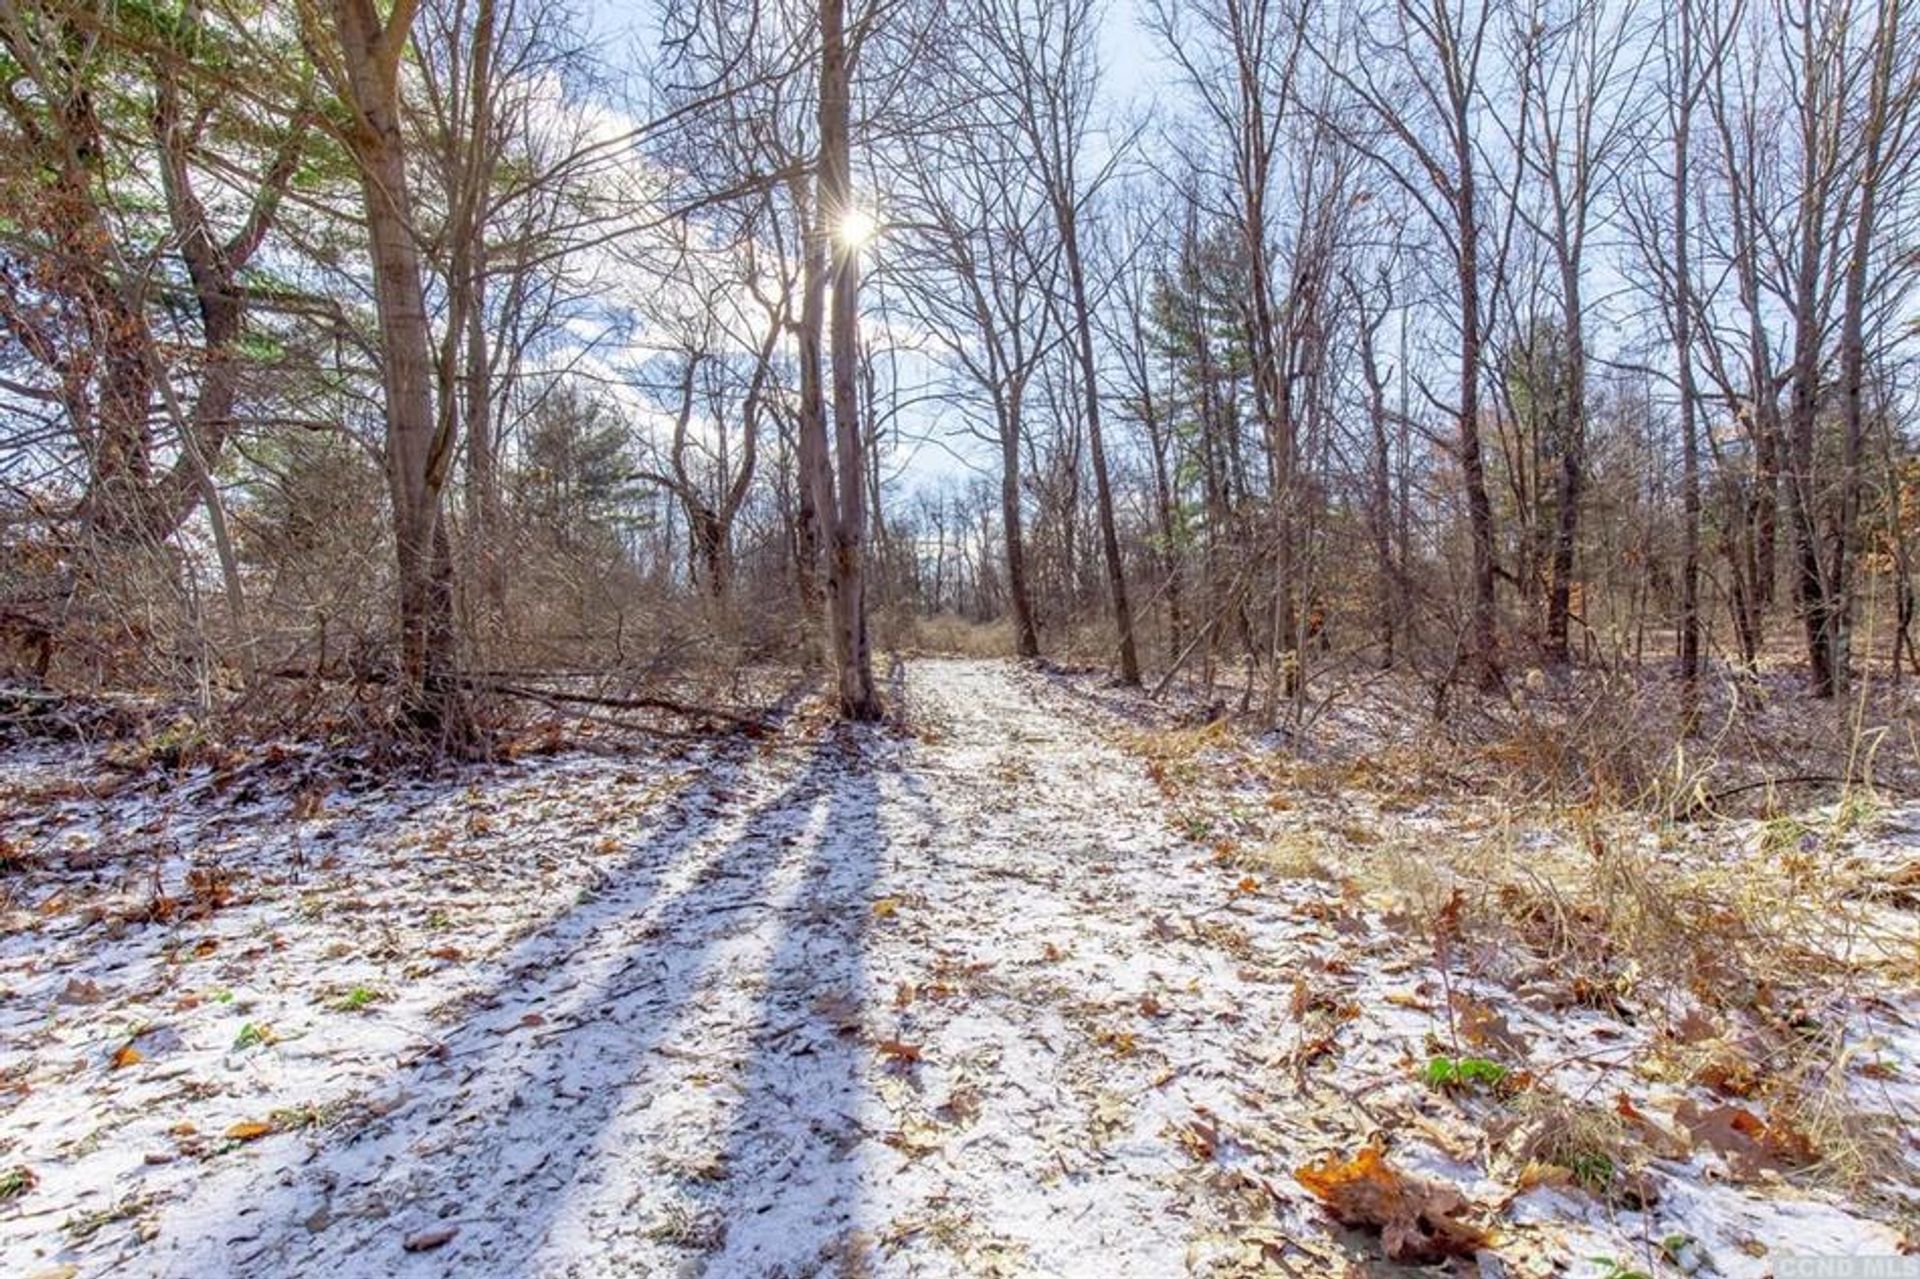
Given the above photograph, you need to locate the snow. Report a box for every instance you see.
[1,659,1915,1275]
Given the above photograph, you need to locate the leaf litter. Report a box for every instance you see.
[0,659,1915,1275]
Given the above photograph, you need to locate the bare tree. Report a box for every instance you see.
[808,0,882,717]
[973,0,1141,684]
[299,0,473,741]
[896,87,1064,658]
[1316,0,1508,691]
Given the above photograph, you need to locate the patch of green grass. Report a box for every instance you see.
[1422,1055,1509,1093]
[1589,1259,1651,1279]
[1660,1234,1702,1269]
[330,986,381,1013]
[269,1104,324,1130]
[233,1022,274,1049]
[0,1166,34,1202]
[65,1195,144,1241]
[1759,815,1812,857]
[1568,1152,1616,1194]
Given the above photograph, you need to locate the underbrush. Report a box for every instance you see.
[1118,682,1920,1229]
[889,613,1017,658]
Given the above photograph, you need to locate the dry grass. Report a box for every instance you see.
[894,614,1019,658]
[1097,661,1920,1218]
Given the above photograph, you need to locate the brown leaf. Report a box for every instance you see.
[1614,1092,1688,1159]
[58,978,105,1005]
[225,1120,274,1142]
[1674,1100,1814,1178]
[1295,1145,1490,1262]
[1454,995,1529,1056]
[876,1038,922,1064]
[1673,1009,1722,1044]
[1177,1109,1222,1161]
[109,1043,142,1070]
[1511,1160,1574,1194]
[403,1226,458,1252]
[812,991,863,1033]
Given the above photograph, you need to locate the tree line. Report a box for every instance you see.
[1,0,1916,741]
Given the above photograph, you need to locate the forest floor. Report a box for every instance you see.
[2,658,1919,1277]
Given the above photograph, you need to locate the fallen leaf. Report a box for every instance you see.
[883,1118,943,1156]
[1614,1092,1688,1159]
[876,1038,922,1063]
[1176,1109,1221,1160]
[1454,994,1529,1056]
[871,897,900,919]
[1672,1009,1721,1044]
[110,1043,142,1070]
[1511,1160,1574,1194]
[403,1225,458,1252]
[1295,1144,1490,1262]
[813,992,862,1033]
[1674,1100,1814,1177]
[225,1120,274,1142]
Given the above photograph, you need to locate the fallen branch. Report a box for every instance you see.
[1688,772,1912,815]
[261,666,772,734]
[478,681,769,734]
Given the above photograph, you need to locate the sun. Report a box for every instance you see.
[837,207,880,249]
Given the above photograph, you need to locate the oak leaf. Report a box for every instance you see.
[1295,1144,1490,1262]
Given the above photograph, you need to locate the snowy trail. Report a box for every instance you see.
[141,657,1294,1276]
[8,658,1912,1276]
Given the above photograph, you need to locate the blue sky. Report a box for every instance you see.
[575,0,1170,494]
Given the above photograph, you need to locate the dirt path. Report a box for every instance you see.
[6,659,1909,1276]
[132,659,1281,1274]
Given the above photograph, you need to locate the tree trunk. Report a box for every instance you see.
[816,0,880,719]
[1676,69,1702,702]
[1457,162,1500,691]
[793,184,828,629]
[1059,211,1140,685]
[333,0,471,743]
[1001,383,1041,658]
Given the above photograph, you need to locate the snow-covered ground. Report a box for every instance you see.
[1,659,1914,1275]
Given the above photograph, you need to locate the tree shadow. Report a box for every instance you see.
[700,731,885,1269]
[156,725,899,1277]
[699,719,951,1271]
